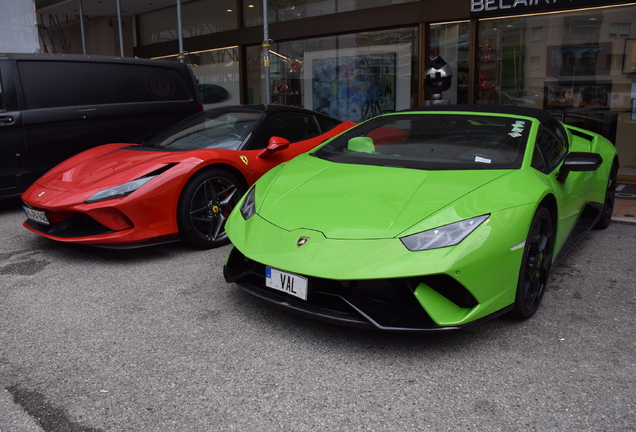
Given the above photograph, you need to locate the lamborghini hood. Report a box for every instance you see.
[36,145,176,192]
[258,155,512,239]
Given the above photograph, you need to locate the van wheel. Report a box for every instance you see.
[177,169,245,249]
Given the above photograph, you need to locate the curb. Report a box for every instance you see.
[612,216,636,224]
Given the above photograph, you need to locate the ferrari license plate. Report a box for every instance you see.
[23,206,50,225]
[265,267,308,300]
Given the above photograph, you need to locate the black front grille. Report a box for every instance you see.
[416,274,478,308]
[224,247,451,330]
[27,214,114,238]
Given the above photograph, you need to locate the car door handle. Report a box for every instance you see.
[0,115,15,126]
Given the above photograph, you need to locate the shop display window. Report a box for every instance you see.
[246,27,418,122]
[477,4,636,176]
[477,6,635,113]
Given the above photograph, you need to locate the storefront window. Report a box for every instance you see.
[429,21,471,105]
[156,48,240,109]
[477,4,636,176]
[477,17,542,107]
[243,0,418,26]
[246,27,418,122]
[139,0,237,46]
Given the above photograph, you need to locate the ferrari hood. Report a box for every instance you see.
[258,155,512,239]
[37,145,175,192]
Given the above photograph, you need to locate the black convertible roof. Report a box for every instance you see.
[404,104,554,122]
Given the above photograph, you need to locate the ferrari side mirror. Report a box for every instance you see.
[557,152,603,183]
[257,136,291,159]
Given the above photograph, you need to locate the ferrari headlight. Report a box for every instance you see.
[84,176,156,204]
[240,186,256,220]
[400,215,489,251]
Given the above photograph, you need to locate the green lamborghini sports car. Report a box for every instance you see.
[223,105,618,331]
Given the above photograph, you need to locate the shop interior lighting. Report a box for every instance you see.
[270,51,302,65]
[151,46,238,60]
[269,50,303,71]
[270,50,292,62]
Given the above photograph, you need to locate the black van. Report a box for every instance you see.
[0,53,201,196]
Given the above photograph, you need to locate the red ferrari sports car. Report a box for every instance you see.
[21,105,354,248]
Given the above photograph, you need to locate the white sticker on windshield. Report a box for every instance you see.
[475,156,491,164]
[509,132,522,138]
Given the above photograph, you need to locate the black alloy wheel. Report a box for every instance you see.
[177,169,245,249]
[594,162,617,230]
[510,206,554,319]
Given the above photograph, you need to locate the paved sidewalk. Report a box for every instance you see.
[613,181,636,224]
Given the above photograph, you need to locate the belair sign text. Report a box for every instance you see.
[471,0,628,16]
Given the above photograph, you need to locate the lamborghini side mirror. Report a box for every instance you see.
[557,152,603,183]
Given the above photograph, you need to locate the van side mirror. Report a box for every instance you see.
[557,152,603,183]
[257,136,290,159]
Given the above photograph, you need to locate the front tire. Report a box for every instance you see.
[509,206,555,319]
[177,169,245,249]
[594,162,617,230]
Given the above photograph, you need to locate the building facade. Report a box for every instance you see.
[38,0,636,178]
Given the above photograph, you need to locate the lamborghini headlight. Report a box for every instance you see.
[84,176,156,204]
[240,186,256,220]
[400,215,489,251]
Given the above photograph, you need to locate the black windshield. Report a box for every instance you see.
[312,113,530,170]
[146,111,264,151]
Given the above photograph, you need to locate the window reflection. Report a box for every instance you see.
[139,0,237,46]
[246,28,418,122]
[478,6,635,113]
[243,0,418,26]
[153,48,240,110]
[475,4,636,178]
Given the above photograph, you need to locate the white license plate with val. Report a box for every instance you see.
[23,206,50,225]
[265,267,308,301]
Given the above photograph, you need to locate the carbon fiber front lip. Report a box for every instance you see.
[25,217,115,238]
[235,279,376,329]
[233,277,514,332]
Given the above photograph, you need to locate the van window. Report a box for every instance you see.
[17,61,194,109]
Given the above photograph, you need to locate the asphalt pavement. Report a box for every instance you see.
[1,195,635,431]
